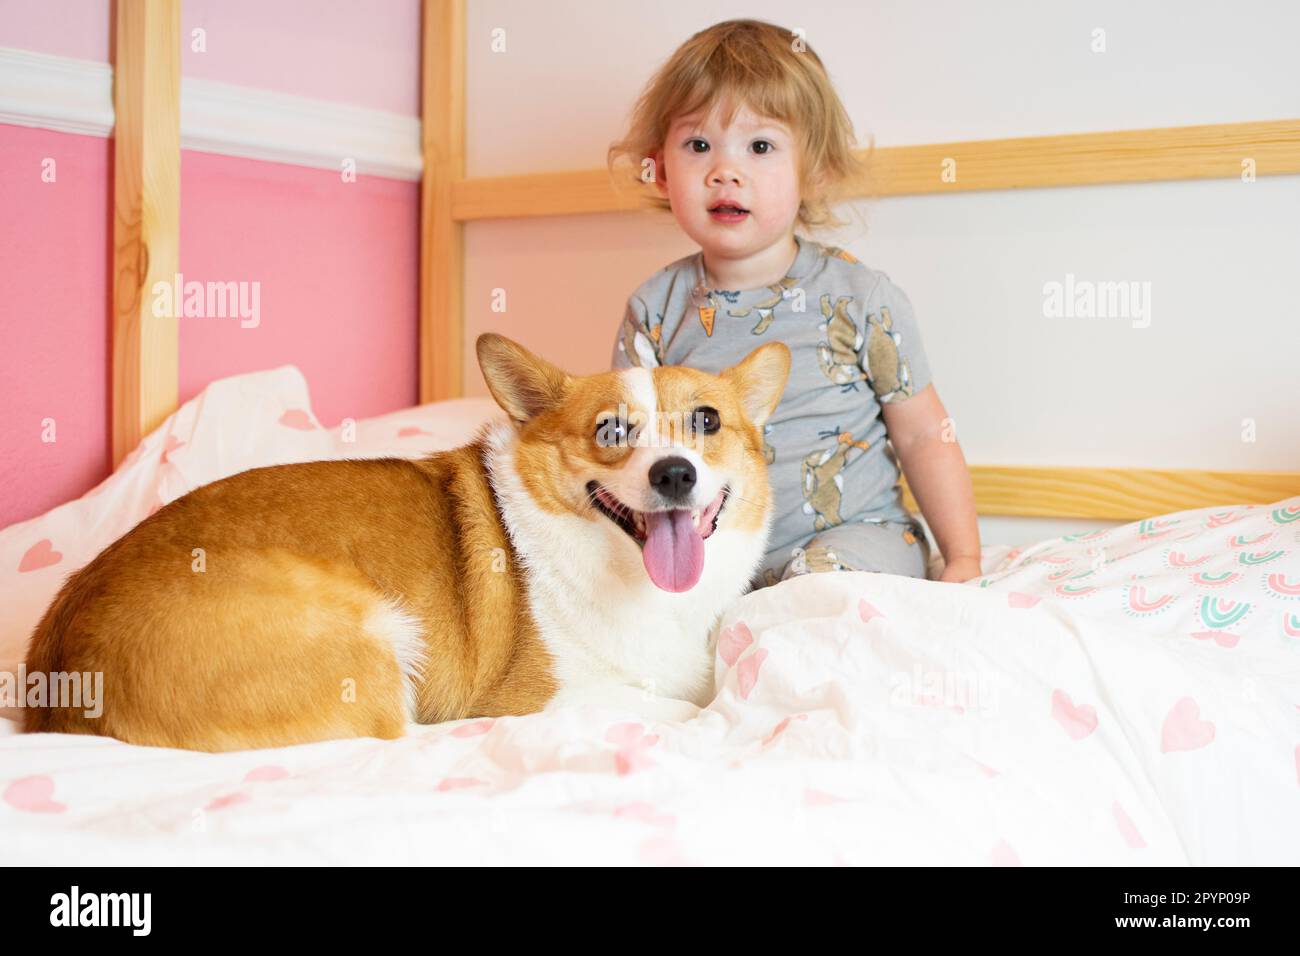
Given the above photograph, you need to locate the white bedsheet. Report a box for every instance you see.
[2,368,1297,864]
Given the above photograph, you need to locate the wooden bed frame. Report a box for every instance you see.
[109,0,1300,521]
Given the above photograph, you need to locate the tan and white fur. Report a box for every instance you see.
[23,334,790,751]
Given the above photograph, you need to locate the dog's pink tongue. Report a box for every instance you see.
[641,508,705,592]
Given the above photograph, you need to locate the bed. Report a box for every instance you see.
[2,367,1297,865]
[4,0,1297,866]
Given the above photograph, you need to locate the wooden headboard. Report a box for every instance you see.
[107,0,1300,522]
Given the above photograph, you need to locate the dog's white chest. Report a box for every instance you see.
[529,581,719,703]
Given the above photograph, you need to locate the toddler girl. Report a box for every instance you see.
[607,19,980,587]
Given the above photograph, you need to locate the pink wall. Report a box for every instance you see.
[0,131,421,530]
[0,0,420,115]
[0,1,423,529]
[179,151,418,427]
[181,0,420,115]
[0,0,110,61]
[0,124,112,529]
[0,0,418,115]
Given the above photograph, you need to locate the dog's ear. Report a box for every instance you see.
[476,334,573,423]
[721,342,791,428]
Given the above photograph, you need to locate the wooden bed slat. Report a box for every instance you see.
[901,466,1300,521]
[857,118,1300,197]
[452,168,646,221]
[418,0,466,404]
[111,0,181,467]
[450,118,1300,220]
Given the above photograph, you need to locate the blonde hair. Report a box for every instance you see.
[606,18,867,232]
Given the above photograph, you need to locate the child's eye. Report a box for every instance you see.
[687,139,709,153]
[751,140,774,155]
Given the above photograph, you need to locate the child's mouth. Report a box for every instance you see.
[708,203,749,223]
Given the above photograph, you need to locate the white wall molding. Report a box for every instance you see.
[180,77,422,180]
[0,46,422,181]
[0,47,114,136]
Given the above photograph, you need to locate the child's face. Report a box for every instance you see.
[655,101,802,264]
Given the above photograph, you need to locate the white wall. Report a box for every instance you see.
[461,0,1300,545]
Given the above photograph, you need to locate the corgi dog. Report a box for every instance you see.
[23,334,790,752]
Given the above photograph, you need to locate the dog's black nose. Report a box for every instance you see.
[649,456,696,503]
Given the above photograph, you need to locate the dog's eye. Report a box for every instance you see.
[691,406,721,435]
[594,416,628,447]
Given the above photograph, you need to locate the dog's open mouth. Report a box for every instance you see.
[586,481,730,593]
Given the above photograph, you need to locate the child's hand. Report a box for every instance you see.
[938,555,982,584]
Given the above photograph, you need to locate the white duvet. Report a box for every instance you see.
[2,368,1298,865]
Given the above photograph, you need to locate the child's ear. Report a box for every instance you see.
[651,148,669,197]
[722,342,791,428]
[476,334,572,423]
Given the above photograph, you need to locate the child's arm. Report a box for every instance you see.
[611,295,662,370]
[880,384,982,583]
